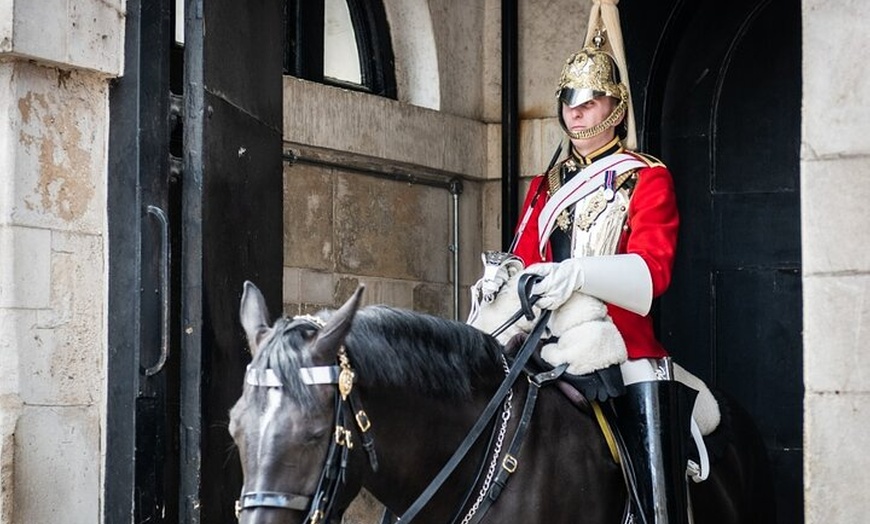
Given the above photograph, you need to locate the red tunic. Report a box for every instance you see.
[511,162,679,359]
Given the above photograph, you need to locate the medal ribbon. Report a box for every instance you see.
[537,153,646,253]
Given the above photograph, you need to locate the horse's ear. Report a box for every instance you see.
[314,285,365,358]
[240,280,272,354]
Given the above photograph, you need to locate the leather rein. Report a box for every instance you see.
[236,275,558,523]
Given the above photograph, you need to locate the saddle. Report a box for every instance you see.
[505,332,729,473]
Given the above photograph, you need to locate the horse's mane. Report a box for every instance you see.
[249,305,505,407]
[343,305,505,399]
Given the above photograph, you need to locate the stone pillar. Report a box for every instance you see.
[0,1,123,522]
[802,2,870,522]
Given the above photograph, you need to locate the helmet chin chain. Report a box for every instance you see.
[562,86,628,141]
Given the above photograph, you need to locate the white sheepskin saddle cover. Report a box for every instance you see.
[468,273,627,376]
[468,273,721,435]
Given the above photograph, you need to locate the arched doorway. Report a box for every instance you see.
[623,1,802,521]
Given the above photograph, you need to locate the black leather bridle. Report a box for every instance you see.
[235,343,378,523]
[236,275,549,523]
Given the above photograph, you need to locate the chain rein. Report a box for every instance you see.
[459,354,514,524]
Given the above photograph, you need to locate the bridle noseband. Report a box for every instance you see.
[235,317,377,523]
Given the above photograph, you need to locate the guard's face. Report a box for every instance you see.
[561,95,619,135]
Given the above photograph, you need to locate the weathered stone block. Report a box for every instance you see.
[284,163,334,271]
[14,405,100,523]
[801,157,870,275]
[334,171,449,282]
[0,225,51,309]
[805,392,870,524]
[804,274,870,394]
[6,63,106,233]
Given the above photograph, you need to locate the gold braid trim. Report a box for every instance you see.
[615,170,637,190]
[629,151,667,168]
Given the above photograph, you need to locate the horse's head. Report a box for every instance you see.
[230,281,366,524]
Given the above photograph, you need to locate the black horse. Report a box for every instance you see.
[230,282,775,523]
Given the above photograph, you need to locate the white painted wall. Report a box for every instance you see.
[383,0,441,110]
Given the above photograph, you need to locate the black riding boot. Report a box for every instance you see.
[612,377,698,524]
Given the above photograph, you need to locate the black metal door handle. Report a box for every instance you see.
[144,205,170,376]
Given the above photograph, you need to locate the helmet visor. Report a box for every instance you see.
[559,87,607,108]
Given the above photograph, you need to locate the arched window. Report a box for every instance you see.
[286,0,397,98]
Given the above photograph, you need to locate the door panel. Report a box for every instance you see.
[182,0,284,521]
[108,0,283,521]
[108,0,182,521]
[623,1,802,522]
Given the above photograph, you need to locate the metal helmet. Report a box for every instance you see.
[556,33,629,140]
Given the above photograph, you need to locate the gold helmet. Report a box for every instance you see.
[556,32,629,141]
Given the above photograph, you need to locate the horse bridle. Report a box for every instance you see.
[235,319,378,523]
[237,276,547,523]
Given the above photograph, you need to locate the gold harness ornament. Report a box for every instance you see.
[337,346,355,401]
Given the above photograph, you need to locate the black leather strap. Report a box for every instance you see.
[490,273,544,338]
[396,308,552,523]
[467,365,568,524]
[348,388,379,471]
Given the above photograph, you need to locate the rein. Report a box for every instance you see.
[396,274,550,523]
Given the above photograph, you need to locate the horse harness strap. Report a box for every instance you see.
[591,400,620,464]
[236,346,377,523]
[464,364,569,524]
[236,491,310,512]
[396,306,552,523]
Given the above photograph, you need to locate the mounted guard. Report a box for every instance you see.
[467,1,718,522]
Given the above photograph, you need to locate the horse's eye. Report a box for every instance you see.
[300,326,318,341]
[305,427,329,446]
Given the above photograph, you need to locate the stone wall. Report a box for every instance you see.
[0,0,123,522]
[282,77,488,318]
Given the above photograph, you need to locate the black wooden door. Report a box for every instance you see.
[107,0,183,521]
[107,0,283,521]
[623,1,802,522]
[181,0,284,521]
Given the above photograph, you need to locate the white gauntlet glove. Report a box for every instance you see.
[480,264,512,303]
[467,252,526,329]
[525,260,585,311]
[521,254,654,316]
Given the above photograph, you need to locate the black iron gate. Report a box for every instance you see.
[107,0,283,521]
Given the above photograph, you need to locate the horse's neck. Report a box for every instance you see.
[358,384,496,517]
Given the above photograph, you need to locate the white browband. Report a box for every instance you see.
[245,365,346,387]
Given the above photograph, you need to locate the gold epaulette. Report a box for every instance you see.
[628,151,667,169]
